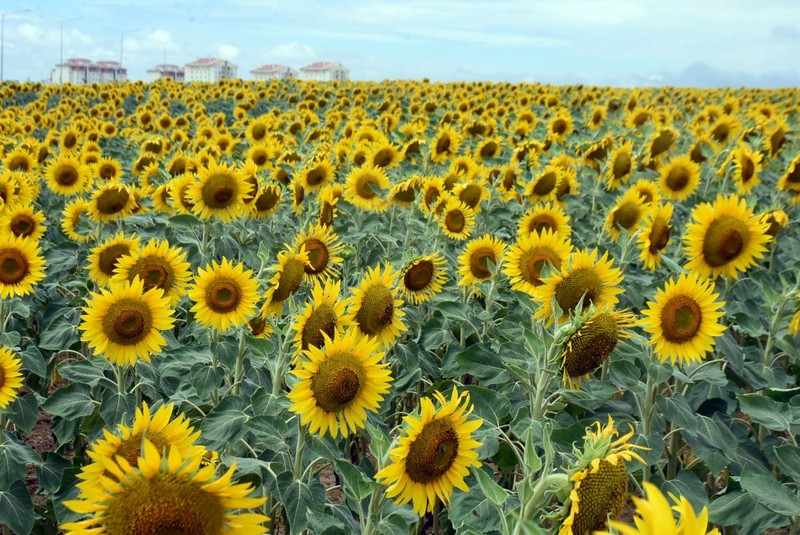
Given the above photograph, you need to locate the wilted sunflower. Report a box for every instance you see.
[558,417,646,535]
[560,307,637,388]
[79,277,175,367]
[345,164,390,212]
[658,155,701,201]
[292,278,350,354]
[439,198,476,240]
[46,154,89,196]
[503,229,572,296]
[263,246,311,316]
[61,198,92,243]
[0,234,46,298]
[344,263,407,349]
[605,141,636,190]
[374,387,483,516]
[87,233,141,287]
[288,328,391,438]
[79,402,207,483]
[684,194,770,279]
[598,481,721,535]
[642,272,725,365]
[0,203,46,241]
[533,249,624,325]
[112,239,192,306]
[457,234,506,291]
[637,203,674,271]
[429,125,461,164]
[62,442,268,535]
[0,347,23,409]
[88,182,135,223]
[294,224,344,281]
[517,202,572,240]
[732,143,762,195]
[188,258,259,332]
[188,160,251,221]
[604,188,648,241]
[399,253,448,304]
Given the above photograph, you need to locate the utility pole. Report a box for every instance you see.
[103,27,139,82]
[0,9,31,83]
[41,16,83,84]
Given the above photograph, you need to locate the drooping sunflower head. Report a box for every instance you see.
[317,184,340,227]
[264,246,312,316]
[188,160,251,221]
[604,187,649,241]
[294,223,344,280]
[647,126,679,163]
[534,248,624,325]
[344,263,407,349]
[439,197,476,241]
[684,194,771,279]
[88,182,135,223]
[456,234,506,292]
[79,276,175,367]
[292,277,350,354]
[250,182,283,219]
[559,416,646,535]
[0,203,46,241]
[62,442,268,535]
[525,165,563,203]
[288,328,392,438]
[112,239,192,306]
[0,233,46,299]
[642,272,726,365]
[0,347,24,409]
[399,252,448,305]
[561,307,638,388]
[188,257,260,332]
[388,176,422,207]
[374,387,483,516]
[659,155,701,201]
[345,164,390,212]
[637,202,674,271]
[503,228,573,296]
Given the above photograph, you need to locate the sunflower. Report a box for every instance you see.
[759,209,789,239]
[684,194,771,279]
[0,203,46,241]
[399,253,448,304]
[388,176,422,207]
[524,165,563,202]
[292,278,350,354]
[288,328,391,438]
[188,258,260,332]
[548,109,574,144]
[453,179,489,211]
[79,402,207,482]
[293,224,344,281]
[439,198,476,240]
[168,174,198,215]
[419,176,446,214]
[503,229,572,296]
[533,249,624,325]
[370,142,403,169]
[374,387,483,516]
[88,182,136,223]
[62,442,268,535]
[629,179,661,206]
[344,263,407,349]
[558,417,646,535]
[87,233,141,287]
[646,126,679,164]
[790,307,800,337]
[560,307,637,388]
[188,161,251,221]
[3,148,36,173]
[250,183,282,219]
[79,277,175,367]
[61,198,92,243]
[642,272,725,365]
[248,309,274,339]
[95,157,122,181]
[345,165,390,212]
[0,234,46,299]
[517,202,572,240]
[263,246,311,316]
[429,125,461,164]
[317,185,339,227]
[0,347,23,409]
[112,239,192,306]
[599,481,721,535]
[604,188,648,241]
[46,154,89,196]
[658,155,701,201]
[300,161,333,192]
[732,143,762,195]
[457,234,506,291]
[605,141,636,190]
[777,155,800,193]
[637,203,674,271]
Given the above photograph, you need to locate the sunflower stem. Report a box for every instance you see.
[232,328,247,396]
[292,419,307,480]
[115,364,127,396]
[432,499,441,534]
[521,472,569,526]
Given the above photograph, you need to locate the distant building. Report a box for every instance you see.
[49,58,127,85]
[299,61,349,82]
[250,64,297,81]
[146,64,185,82]
[184,57,238,82]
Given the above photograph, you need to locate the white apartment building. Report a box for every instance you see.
[146,64,185,82]
[184,58,238,82]
[49,58,128,85]
[250,64,297,81]
[299,62,350,82]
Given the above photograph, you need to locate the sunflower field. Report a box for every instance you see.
[0,79,798,535]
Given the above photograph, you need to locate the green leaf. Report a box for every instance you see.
[461,385,510,426]
[39,320,80,351]
[661,470,708,512]
[42,384,97,420]
[200,398,249,449]
[58,360,110,388]
[740,465,800,516]
[737,394,792,432]
[334,459,374,502]
[100,391,136,427]
[36,452,71,494]
[708,491,757,526]
[17,346,46,377]
[366,421,391,463]
[774,444,800,483]
[0,480,34,535]
[474,466,508,506]
[6,394,38,433]
[279,474,327,534]
[190,362,224,399]
[0,442,26,489]
[452,342,509,384]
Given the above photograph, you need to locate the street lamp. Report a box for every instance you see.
[103,27,140,81]
[0,9,31,83]
[40,15,84,84]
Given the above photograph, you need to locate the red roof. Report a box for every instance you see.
[301,61,347,71]
[251,64,293,73]
[186,57,236,67]
[148,64,184,73]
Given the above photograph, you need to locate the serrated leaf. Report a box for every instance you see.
[201,399,249,449]
[737,394,792,432]
[100,391,136,426]
[58,360,109,387]
[6,394,38,433]
[0,480,34,535]
[474,466,508,506]
[740,465,800,516]
[280,477,327,533]
[334,459,374,502]
[42,384,97,419]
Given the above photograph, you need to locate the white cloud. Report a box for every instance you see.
[264,42,316,63]
[218,44,241,60]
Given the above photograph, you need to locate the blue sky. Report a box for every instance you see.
[2,0,799,86]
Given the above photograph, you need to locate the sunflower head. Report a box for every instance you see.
[637,202,674,271]
[399,253,448,305]
[457,234,506,292]
[188,258,260,332]
[503,228,572,296]
[759,209,789,238]
[344,263,407,348]
[0,233,47,298]
[0,347,24,409]
[292,277,350,354]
